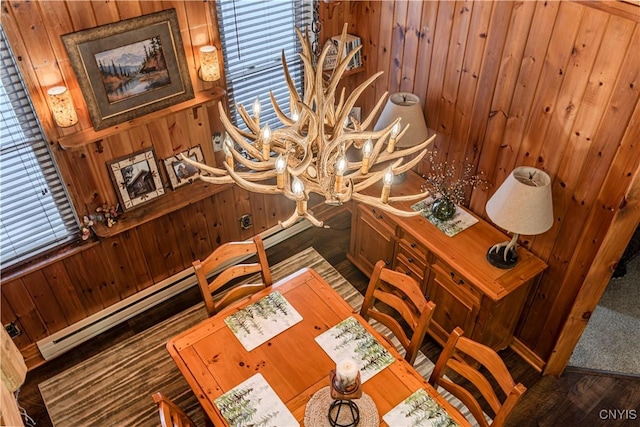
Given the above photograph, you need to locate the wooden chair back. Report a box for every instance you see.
[359,259,436,365]
[152,392,197,427]
[193,235,272,317]
[428,327,527,427]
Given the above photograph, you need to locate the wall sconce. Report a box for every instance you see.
[47,86,78,128]
[199,45,220,82]
[485,166,554,269]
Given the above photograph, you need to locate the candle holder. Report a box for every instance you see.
[328,370,362,427]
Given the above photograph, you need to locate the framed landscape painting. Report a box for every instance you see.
[62,9,194,130]
[107,148,165,211]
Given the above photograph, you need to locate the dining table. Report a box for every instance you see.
[166,267,471,426]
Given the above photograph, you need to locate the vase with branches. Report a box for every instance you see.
[420,152,487,220]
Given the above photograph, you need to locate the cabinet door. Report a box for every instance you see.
[426,265,479,346]
[350,205,396,276]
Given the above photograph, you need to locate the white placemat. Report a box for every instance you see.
[214,373,299,427]
[224,291,303,351]
[383,389,460,427]
[315,316,395,383]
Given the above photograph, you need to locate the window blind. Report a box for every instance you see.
[0,26,78,269]
[216,0,313,131]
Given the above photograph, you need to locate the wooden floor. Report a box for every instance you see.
[17,210,640,427]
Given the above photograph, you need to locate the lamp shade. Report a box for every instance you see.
[199,45,220,82]
[47,86,78,128]
[486,166,553,236]
[374,93,428,148]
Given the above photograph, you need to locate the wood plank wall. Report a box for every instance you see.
[320,0,640,364]
[0,0,293,367]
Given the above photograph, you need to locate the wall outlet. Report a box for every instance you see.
[212,132,223,152]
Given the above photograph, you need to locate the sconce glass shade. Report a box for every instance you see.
[374,92,429,148]
[485,166,553,268]
[47,86,78,128]
[199,45,220,82]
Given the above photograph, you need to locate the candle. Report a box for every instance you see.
[334,154,347,193]
[361,139,373,174]
[381,167,394,203]
[252,97,261,125]
[336,358,359,391]
[387,120,401,153]
[275,154,286,189]
[261,124,272,160]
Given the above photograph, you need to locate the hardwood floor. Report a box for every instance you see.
[16,210,640,427]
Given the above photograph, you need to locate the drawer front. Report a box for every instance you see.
[394,256,426,291]
[363,205,397,231]
[431,259,482,304]
[396,241,428,274]
[399,231,429,261]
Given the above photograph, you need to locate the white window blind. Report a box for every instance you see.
[216,0,312,131]
[0,26,78,269]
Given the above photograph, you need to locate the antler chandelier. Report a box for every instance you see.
[181,24,435,228]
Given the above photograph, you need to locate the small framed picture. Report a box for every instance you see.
[107,147,165,211]
[163,146,204,189]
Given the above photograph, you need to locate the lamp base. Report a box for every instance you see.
[486,246,518,269]
[328,400,360,427]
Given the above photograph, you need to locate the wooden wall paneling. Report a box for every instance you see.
[174,200,215,264]
[147,117,175,160]
[127,123,154,153]
[491,1,560,193]
[183,1,210,92]
[398,1,423,94]
[0,296,32,349]
[60,250,102,315]
[169,205,202,270]
[358,1,380,116]
[65,1,97,31]
[20,270,69,335]
[135,214,188,283]
[532,8,610,175]
[79,244,123,308]
[201,195,225,250]
[59,145,105,213]
[233,187,254,241]
[531,15,635,262]
[215,187,242,243]
[1,280,48,344]
[88,0,121,25]
[447,0,494,176]
[248,193,269,235]
[139,1,167,16]
[545,98,640,375]
[412,1,439,147]
[423,0,455,170]
[186,104,215,163]
[432,0,474,169]
[40,262,88,325]
[528,28,640,358]
[468,1,538,213]
[513,1,584,169]
[320,0,347,40]
[388,0,409,95]
[99,235,146,299]
[167,110,192,157]
[374,2,396,110]
[37,1,94,131]
[115,1,143,21]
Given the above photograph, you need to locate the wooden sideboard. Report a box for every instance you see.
[348,172,548,352]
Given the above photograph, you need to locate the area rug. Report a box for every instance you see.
[568,255,640,376]
[39,247,476,426]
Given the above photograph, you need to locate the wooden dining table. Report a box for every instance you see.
[166,267,470,426]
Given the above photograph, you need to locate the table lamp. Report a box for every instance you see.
[374,92,429,182]
[485,166,553,269]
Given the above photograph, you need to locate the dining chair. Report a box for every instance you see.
[359,259,436,365]
[152,392,197,427]
[428,326,527,427]
[194,234,272,317]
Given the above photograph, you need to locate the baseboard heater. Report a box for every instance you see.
[36,219,311,361]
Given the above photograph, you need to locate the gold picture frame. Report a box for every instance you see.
[62,9,194,130]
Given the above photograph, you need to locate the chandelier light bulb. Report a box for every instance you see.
[292,176,305,198]
[252,97,261,124]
